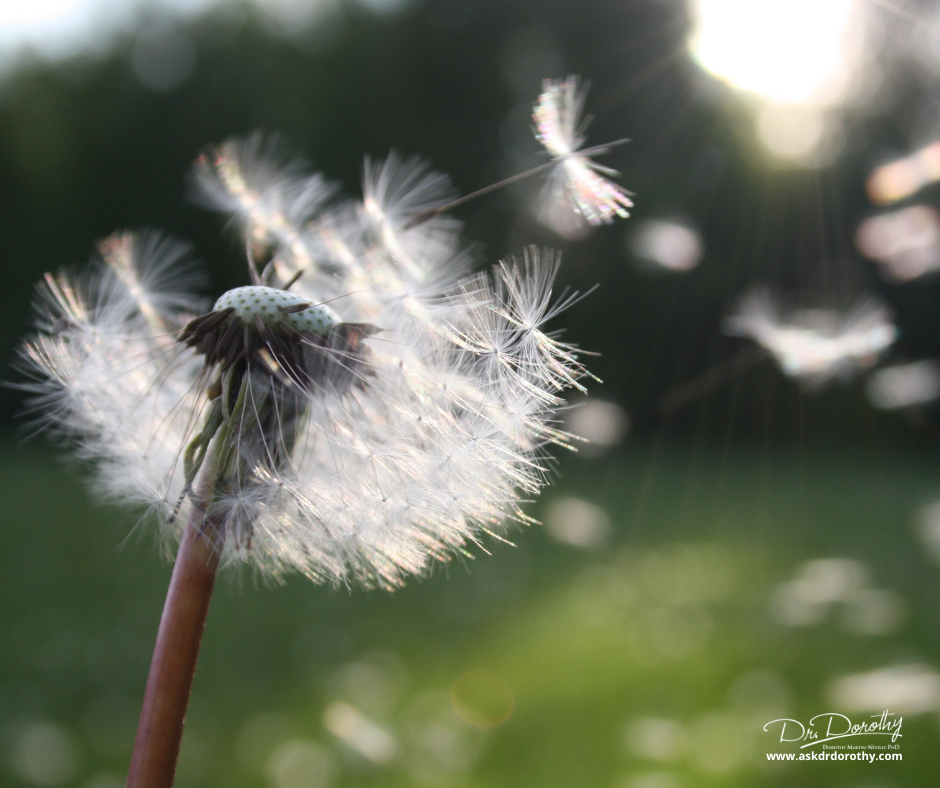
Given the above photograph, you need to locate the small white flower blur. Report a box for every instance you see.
[533,75,634,228]
[724,288,898,386]
[19,134,595,589]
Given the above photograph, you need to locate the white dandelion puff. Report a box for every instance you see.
[724,288,898,386]
[533,75,634,227]
[19,136,592,591]
[19,118,608,785]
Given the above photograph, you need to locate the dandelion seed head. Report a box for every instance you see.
[534,75,634,227]
[19,132,593,590]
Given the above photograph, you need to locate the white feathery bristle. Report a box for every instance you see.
[361,152,463,285]
[97,230,206,332]
[534,75,633,228]
[20,134,596,590]
[19,231,204,517]
[191,132,336,277]
[725,288,898,385]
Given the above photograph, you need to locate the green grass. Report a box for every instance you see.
[2,439,939,787]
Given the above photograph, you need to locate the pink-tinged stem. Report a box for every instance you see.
[125,513,221,788]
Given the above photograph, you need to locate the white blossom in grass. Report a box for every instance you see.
[18,134,593,589]
[533,75,634,228]
[724,288,897,386]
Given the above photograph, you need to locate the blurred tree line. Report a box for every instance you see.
[2,0,939,447]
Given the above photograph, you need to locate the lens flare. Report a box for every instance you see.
[690,0,859,105]
[867,141,940,204]
[856,205,940,282]
[689,0,865,164]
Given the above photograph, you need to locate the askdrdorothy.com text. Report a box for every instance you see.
[767,749,902,762]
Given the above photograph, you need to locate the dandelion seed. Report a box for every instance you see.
[723,288,897,385]
[401,77,633,235]
[533,75,634,228]
[192,133,337,283]
[361,151,463,285]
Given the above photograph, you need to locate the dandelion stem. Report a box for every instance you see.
[125,509,222,788]
[403,161,558,230]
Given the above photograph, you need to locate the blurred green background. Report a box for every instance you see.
[3,1,940,787]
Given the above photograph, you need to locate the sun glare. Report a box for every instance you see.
[690,0,864,164]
